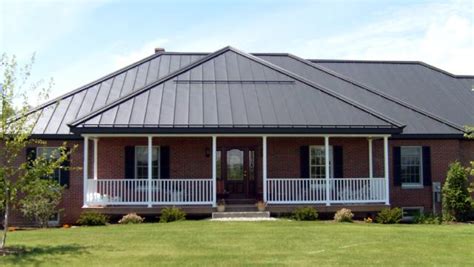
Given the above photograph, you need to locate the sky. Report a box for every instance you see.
[1,0,473,103]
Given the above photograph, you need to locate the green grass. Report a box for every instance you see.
[2,220,473,266]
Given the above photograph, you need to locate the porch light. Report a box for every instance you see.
[205,147,211,157]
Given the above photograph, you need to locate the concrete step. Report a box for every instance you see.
[212,211,270,219]
[225,204,258,212]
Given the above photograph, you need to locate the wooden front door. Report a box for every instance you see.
[220,147,257,199]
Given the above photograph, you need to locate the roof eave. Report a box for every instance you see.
[69,126,403,135]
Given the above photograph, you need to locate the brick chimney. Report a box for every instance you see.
[154,47,165,53]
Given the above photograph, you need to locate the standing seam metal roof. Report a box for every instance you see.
[69,47,401,132]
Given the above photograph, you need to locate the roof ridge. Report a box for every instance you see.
[309,59,474,79]
[226,47,404,129]
[17,50,167,121]
[290,55,465,132]
[69,46,234,127]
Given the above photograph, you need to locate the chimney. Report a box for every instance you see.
[154,47,165,53]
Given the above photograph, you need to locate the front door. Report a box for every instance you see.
[220,147,256,199]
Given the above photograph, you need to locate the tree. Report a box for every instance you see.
[20,175,64,228]
[442,161,472,221]
[0,53,73,249]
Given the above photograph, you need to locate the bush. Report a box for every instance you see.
[20,178,64,228]
[292,207,318,221]
[76,211,109,226]
[159,207,186,223]
[442,161,472,222]
[376,208,402,224]
[413,213,442,225]
[118,213,144,224]
[334,208,354,222]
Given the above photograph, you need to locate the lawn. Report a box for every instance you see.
[1,220,473,266]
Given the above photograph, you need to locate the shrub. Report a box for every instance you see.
[442,161,472,222]
[292,207,318,221]
[376,208,402,224]
[20,178,64,228]
[118,213,144,224]
[159,207,186,223]
[413,213,442,225]
[76,211,109,226]
[334,208,354,222]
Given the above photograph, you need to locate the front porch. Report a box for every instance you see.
[82,134,390,210]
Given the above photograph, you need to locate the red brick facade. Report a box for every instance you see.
[9,137,473,225]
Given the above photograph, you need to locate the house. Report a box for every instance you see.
[12,46,474,225]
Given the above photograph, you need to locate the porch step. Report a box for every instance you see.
[212,211,270,219]
[225,198,256,205]
[225,204,258,212]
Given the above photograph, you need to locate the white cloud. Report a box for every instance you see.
[293,1,474,75]
[112,38,170,68]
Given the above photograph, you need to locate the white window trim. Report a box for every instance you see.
[135,146,160,179]
[402,206,424,221]
[36,147,61,183]
[48,212,60,226]
[400,146,423,189]
[309,145,334,179]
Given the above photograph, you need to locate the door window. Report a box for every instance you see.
[227,149,244,181]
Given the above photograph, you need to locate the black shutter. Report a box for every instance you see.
[422,146,432,186]
[300,146,309,178]
[26,147,36,168]
[60,148,70,188]
[393,147,401,186]
[160,146,170,179]
[125,146,135,179]
[333,146,343,178]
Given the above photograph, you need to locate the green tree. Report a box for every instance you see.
[0,54,73,248]
[20,178,64,228]
[442,161,472,221]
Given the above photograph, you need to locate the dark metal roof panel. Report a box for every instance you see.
[312,60,474,127]
[73,49,396,130]
[27,54,205,135]
[259,55,463,134]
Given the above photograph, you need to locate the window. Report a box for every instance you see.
[309,146,333,178]
[48,212,60,226]
[400,146,423,187]
[135,146,160,179]
[402,207,423,221]
[36,147,61,182]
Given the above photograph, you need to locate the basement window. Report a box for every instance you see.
[402,207,424,221]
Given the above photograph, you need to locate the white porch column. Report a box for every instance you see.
[368,138,373,179]
[148,136,153,208]
[93,138,99,180]
[262,136,268,203]
[325,136,330,206]
[83,136,89,208]
[384,136,390,205]
[211,135,217,207]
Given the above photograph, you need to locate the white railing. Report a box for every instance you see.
[330,178,386,203]
[151,179,213,204]
[86,178,213,206]
[266,178,386,204]
[267,178,327,204]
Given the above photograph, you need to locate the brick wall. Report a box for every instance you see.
[9,137,474,225]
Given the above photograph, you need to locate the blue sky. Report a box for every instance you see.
[1,0,473,102]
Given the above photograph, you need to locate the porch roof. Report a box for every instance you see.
[69,47,403,135]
